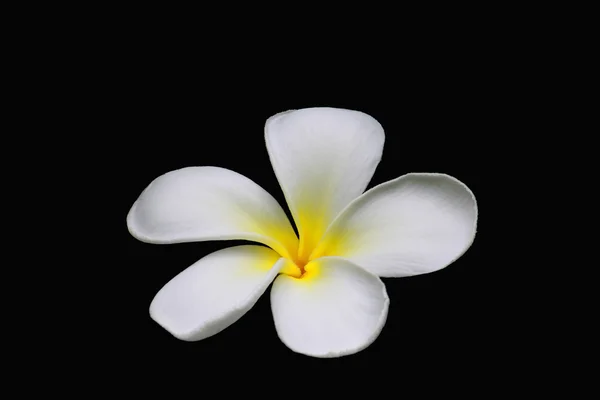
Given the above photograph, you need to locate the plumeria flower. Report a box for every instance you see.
[127,107,478,358]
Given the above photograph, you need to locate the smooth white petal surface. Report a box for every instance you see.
[270,257,389,358]
[127,166,298,259]
[265,107,384,262]
[150,245,286,341]
[312,173,478,277]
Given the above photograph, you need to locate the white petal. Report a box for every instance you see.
[127,166,298,259]
[270,257,389,358]
[312,173,478,277]
[265,107,384,262]
[150,245,287,341]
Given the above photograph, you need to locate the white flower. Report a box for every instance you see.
[127,107,478,358]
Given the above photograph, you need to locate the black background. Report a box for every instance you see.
[116,49,497,382]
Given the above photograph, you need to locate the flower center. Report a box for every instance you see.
[278,254,319,280]
[277,226,326,280]
[295,258,307,275]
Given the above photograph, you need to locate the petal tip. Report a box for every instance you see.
[126,200,144,240]
[149,294,213,342]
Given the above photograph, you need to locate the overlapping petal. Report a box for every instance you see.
[127,166,298,259]
[150,245,289,341]
[265,107,384,262]
[311,173,478,277]
[270,257,389,357]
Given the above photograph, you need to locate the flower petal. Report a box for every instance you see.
[311,173,478,277]
[127,166,298,259]
[150,245,288,341]
[270,257,389,358]
[265,107,384,262]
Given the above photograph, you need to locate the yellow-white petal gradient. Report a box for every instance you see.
[270,257,389,358]
[127,166,298,259]
[150,245,286,341]
[311,173,478,277]
[265,108,384,263]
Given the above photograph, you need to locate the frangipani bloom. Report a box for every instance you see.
[127,107,478,358]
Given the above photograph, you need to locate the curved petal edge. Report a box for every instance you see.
[150,245,285,341]
[270,256,389,358]
[311,173,478,277]
[265,107,385,262]
[127,166,298,259]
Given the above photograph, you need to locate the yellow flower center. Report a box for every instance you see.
[277,230,327,281]
[259,205,335,282]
